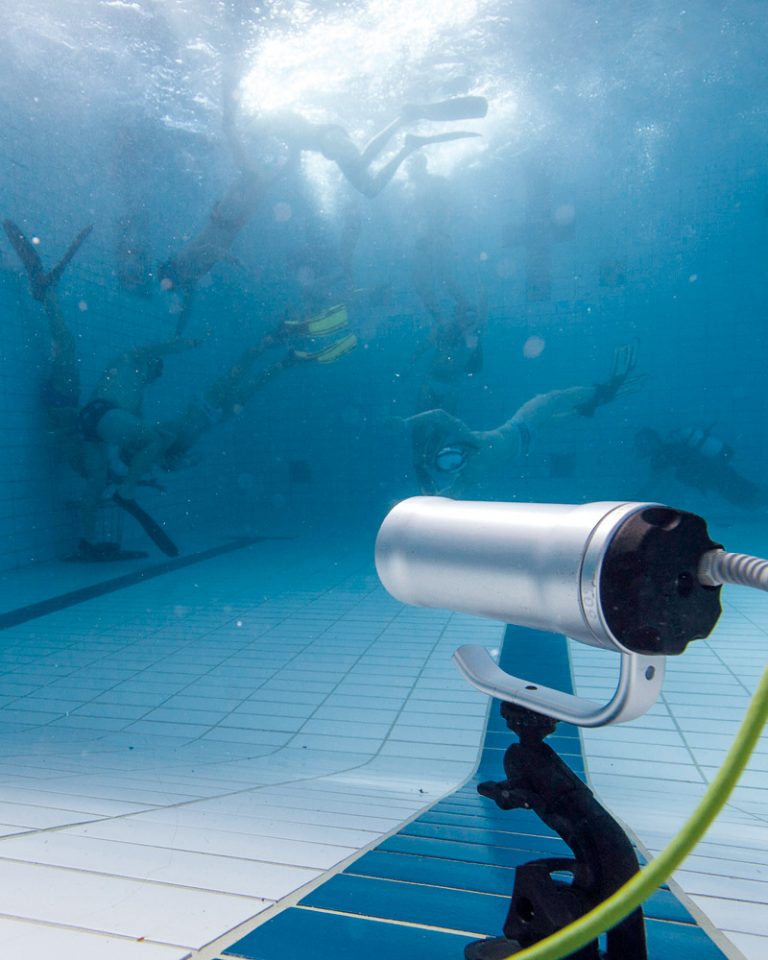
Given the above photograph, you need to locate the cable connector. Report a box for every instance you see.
[698,548,768,592]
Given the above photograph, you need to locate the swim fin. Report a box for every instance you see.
[3,219,46,297]
[2,220,92,301]
[47,225,94,289]
[113,491,179,557]
[291,333,357,364]
[402,95,488,123]
[283,304,349,337]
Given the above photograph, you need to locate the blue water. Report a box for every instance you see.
[0,0,766,578]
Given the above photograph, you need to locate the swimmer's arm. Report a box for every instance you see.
[506,386,595,432]
[478,386,596,456]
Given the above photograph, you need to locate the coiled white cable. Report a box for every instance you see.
[699,549,768,592]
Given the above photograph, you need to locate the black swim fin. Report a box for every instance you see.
[3,219,46,297]
[2,219,92,301]
[113,492,179,557]
[47,225,94,289]
[402,95,488,123]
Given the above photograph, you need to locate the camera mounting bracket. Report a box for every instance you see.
[453,643,665,727]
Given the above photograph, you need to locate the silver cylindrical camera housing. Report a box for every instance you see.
[375,497,654,652]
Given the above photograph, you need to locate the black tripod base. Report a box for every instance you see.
[468,701,648,960]
[465,936,523,959]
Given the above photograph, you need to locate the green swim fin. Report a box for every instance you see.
[283,304,349,337]
[292,333,357,364]
[402,95,488,123]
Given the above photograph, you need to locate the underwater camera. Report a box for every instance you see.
[376,497,768,959]
[375,497,726,727]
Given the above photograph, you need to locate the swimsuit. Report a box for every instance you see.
[77,398,119,443]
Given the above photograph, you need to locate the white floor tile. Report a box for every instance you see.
[0,858,268,947]
[571,581,768,954]
[17,532,757,959]
[0,916,190,959]
[68,815,361,869]
[0,831,320,898]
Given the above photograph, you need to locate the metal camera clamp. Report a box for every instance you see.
[464,701,646,960]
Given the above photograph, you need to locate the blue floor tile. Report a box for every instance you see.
[645,916,731,959]
[379,832,571,866]
[300,873,507,935]
[348,849,524,895]
[221,624,728,960]
[418,808,559,836]
[402,819,570,853]
[346,851,690,924]
[223,907,470,960]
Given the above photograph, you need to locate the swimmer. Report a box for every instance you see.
[262,95,488,199]
[405,152,485,414]
[158,166,275,334]
[159,74,285,333]
[635,425,767,512]
[414,301,485,415]
[132,307,357,474]
[2,218,93,476]
[405,342,641,496]
[77,335,201,546]
[3,217,184,558]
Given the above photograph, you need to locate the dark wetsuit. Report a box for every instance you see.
[649,441,765,510]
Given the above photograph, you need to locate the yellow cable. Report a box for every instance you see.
[496,662,768,960]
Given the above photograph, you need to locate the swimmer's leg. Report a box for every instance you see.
[92,410,164,500]
[202,338,283,413]
[400,96,489,123]
[43,302,81,403]
[359,116,408,167]
[174,291,196,336]
[224,334,356,413]
[225,356,298,411]
[359,96,488,169]
[3,221,83,407]
[80,442,110,544]
[364,133,480,198]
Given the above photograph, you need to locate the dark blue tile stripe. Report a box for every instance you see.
[222,625,729,960]
[0,536,289,631]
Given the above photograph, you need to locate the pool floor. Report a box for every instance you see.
[0,526,764,959]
